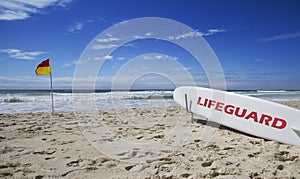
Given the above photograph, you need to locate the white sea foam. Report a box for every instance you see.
[1,90,300,114]
[0,90,175,114]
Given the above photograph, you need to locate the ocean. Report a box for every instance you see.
[1,89,300,114]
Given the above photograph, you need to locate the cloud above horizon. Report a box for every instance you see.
[0,0,72,20]
[67,21,83,33]
[0,69,296,90]
[0,48,46,60]
[260,32,300,42]
[168,29,226,40]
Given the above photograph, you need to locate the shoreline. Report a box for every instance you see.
[1,100,300,115]
[1,102,300,178]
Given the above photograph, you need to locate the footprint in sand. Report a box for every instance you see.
[274,151,298,161]
[66,159,83,167]
[32,147,57,160]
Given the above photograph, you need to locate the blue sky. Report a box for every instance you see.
[0,0,299,90]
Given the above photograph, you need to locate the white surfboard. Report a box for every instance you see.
[173,86,300,146]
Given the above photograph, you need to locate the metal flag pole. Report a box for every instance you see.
[184,94,194,122]
[50,71,54,113]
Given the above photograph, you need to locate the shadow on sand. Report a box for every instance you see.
[191,117,264,140]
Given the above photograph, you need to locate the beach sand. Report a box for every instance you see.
[1,101,300,178]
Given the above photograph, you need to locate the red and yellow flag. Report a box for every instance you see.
[35,59,51,76]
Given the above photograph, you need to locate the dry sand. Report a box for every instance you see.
[1,101,300,178]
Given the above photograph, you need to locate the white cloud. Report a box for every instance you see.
[1,73,298,90]
[56,0,72,8]
[260,32,300,42]
[119,20,129,24]
[133,35,143,39]
[255,59,263,62]
[0,0,73,20]
[133,32,153,39]
[123,42,138,48]
[0,48,46,60]
[92,28,224,50]
[67,18,98,34]
[145,32,152,36]
[204,29,226,36]
[0,76,75,89]
[63,58,109,68]
[62,63,72,68]
[92,44,118,50]
[103,55,113,60]
[0,10,29,20]
[142,54,178,60]
[96,37,120,43]
[117,57,125,61]
[62,60,82,68]
[168,29,226,40]
[93,55,113,61]
[168,31,202,40]
[68,21,84,33]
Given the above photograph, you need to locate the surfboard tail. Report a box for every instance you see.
[292,128,300,138]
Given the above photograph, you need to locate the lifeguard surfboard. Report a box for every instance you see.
[173,86,300,146]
